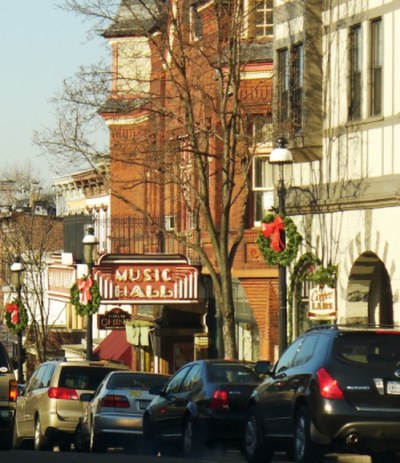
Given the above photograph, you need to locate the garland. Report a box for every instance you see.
[70,275,101,317]
[257,213,302,267]
[4,299,28,334]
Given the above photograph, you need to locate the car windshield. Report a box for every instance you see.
[59,366,119,390]
[334,332,400,367]
[0,345,12,371]
[208,363,260,383]
[106,372,169,390]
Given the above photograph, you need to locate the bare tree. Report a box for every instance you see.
[37,0,274,359]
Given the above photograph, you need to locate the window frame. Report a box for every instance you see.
[291,42,304,132]
[252,154,274,225]
[349,24,362,121]
[253,0,273,39]
[277,48,290,123]
[370,17,382,117]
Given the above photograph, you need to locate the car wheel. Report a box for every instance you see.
[182,416,203,458]
[243,406,273,463]
[75,424,89,453]
[142,415,158,456]
[293,406,324,463]
[34,417,50,451]
[90,427,106,453]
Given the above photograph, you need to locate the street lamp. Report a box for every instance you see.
[10,258,26,383]
[269,138,293,356]
[82,227,99,359]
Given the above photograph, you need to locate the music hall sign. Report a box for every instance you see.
[93,254,199,304]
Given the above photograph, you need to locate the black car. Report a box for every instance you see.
[143,360,263,457]
[243,325,400,463]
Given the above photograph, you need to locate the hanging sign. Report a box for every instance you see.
[308,285,336,320]
[97,308,131,330]
[93,254,199,304]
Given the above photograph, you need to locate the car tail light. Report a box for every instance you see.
[100,394,130,409]
[48,387,79,400]
[9,379,18,402]
[316,368,344,400]
[209,390,230,410]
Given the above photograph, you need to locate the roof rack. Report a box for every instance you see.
[306,323,400,333]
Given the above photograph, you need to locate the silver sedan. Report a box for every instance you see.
[74,370,170,453]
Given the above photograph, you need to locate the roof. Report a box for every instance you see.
[102,0,164,38]
[94,330,132,367]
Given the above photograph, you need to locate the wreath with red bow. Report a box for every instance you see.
[257,213,302,267]
[4,299,28,334]
[70,275,101,317]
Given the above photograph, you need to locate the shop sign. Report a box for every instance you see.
[93,254,199,304]
[308,285,336,320]
[97,308,131,330]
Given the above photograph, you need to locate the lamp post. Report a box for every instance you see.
[10,258,26,383]
[269,138,293,356]
[82,227,99,360]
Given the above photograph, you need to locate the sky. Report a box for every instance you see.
[0,1,108,185]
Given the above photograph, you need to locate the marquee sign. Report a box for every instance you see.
[93,254,199,304]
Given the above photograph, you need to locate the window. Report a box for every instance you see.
[349,25,362,120]
[292,43,304,131]
[253,0,273,38]
[190,6,203,41]
[278,48,289,122]
[164,365,191,394]
[252,155,274,224]
[370,18,382,116]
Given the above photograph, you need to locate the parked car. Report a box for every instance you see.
[13,357,128,451]
[143,360,264,457]
[243,325,400,463]
[74,370,171,453]
[0,342,18,450]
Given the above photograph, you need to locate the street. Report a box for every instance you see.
[2,448,373,463]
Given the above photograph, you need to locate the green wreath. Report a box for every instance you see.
[4,299,28,334]
[70,275,101,317]
[257,213,302,267]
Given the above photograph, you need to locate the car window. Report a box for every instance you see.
[165,365,192,394]
[334,333,400,367]
[293,335,319,367]
[0,343,12,371]
[59,366,119,390]
[275,338,303,373]
[208,363,260,383]
[181,364,202,392]
[107,372,169,390]
[40,364,55,388]
[29,365,47,392]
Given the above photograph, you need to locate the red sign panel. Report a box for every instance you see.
[93,254,199,304]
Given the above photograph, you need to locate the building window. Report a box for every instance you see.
[370,18,382,116]
[253,0,273,38]
[252,155,274,224]
[349,24,362,120]
[190,6,203,41]
[278,48,290,123]
[292,43,304,132]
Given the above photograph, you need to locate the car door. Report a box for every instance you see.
[152,365,192,438]
[258,338,302,436]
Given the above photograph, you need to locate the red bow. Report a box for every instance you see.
[77,276,93,305]
[261,215,285,252]
[6,303,19,325]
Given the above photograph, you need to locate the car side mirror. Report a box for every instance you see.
[255,360,272,375]
[80,392,94,402]
[149,384,164,396]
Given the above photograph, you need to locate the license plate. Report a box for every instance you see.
[130,390,142,397]
[387,381,400,395]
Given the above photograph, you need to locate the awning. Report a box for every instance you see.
[94,330,132,367]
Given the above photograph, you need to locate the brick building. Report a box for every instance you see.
[98,0,280,372]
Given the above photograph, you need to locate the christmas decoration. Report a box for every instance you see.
[70,275,101,317]
[257,213,302,266]
[4,300,28,334]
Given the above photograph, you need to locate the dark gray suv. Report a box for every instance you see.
[244,325,400,463]
[0,341,18,450]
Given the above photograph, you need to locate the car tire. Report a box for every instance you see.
[34,417,50,451]
[182,416,203,458]
[293,406,324,463]
[243,406,273,463]
[90,427,106,453]
[75,424,89,453]
[142,415,158,456]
